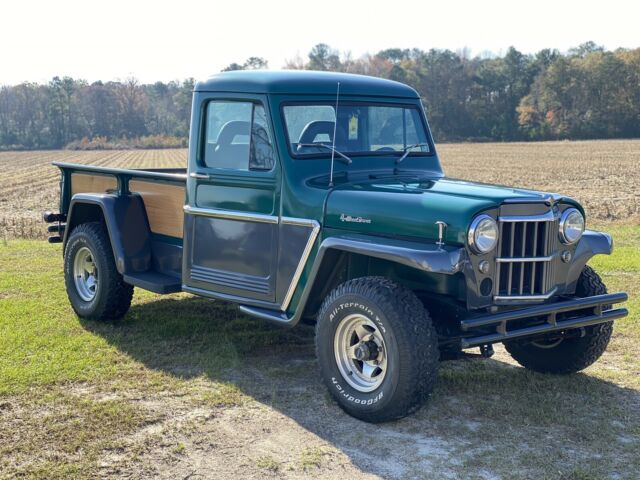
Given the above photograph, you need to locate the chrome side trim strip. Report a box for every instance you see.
[183,205,279,224]
[498,211,557,223]
[281,219,321,312]
[496,255,555,263]
[189,172,209,179]
[494,287,558,302]
[281,217,318,227]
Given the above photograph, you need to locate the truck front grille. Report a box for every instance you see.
[495,212,558,301]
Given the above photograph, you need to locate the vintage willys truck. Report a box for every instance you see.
[44,71,628,422]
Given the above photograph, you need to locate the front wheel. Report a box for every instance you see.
[505,266,613,374]
[315,277,439,423]
[64,222,133,321]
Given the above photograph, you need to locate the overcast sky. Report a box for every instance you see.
[2,0,638,85]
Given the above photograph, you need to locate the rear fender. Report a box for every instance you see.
[64,193,152,274]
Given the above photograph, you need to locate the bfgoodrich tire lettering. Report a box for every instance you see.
[315,277,439,423]
[64,222,133,321]
[505,266,613,374]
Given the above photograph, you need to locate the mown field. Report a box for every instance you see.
[1,140,639,479]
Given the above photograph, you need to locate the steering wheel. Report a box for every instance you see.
[375,147,396,152]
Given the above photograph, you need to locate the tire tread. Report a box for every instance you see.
[64,222,133,321]
[505,266,612,374]
[316,276,439,422]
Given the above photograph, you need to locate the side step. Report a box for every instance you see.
[123,271,182,294]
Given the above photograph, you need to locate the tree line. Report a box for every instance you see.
[0,78,194,150]
[0,42,638,149]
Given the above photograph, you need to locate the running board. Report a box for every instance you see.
[238,305,293,326]
[123,272,182,294]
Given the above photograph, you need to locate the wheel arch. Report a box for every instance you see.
[298,236,466,322]
[64,193,152,275]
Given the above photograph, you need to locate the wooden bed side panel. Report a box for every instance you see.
[70,173,117,195]
[129,180,185,239]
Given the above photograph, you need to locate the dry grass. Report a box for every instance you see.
[439,139,640,223]
[0,149,186,239]
[1,139,639,239]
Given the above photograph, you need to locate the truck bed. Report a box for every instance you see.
[54,162,187,238]
[53,162,188,293]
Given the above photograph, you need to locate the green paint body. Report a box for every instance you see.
[55,71,610,322]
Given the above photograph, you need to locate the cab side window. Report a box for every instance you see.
[204,101,275,171]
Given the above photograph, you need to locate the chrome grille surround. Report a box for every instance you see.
[494,210,560,302]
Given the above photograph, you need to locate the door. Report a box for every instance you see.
[183,97,280,304]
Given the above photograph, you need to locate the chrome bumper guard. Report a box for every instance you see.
[460,292,628,348]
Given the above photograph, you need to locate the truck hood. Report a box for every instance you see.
[324,177,573,246]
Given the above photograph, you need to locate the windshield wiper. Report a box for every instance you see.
[395,143,430,164]
[296,143,353,165]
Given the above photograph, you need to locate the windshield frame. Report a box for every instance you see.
[280,100,436,161]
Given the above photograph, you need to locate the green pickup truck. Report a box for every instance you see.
[44,70,628,422]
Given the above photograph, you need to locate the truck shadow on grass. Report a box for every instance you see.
[82,294,640,479]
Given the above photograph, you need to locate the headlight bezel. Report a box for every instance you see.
[468,214,499,254]
[559,208,585,245]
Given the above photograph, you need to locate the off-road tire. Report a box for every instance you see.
[505,266,613,374]
[438,344,465,361]
[64,222,133,320]
[315,277,439,423]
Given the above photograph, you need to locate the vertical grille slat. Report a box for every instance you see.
[519,223,527,294]
[507,223,515,293]
[530,223,539,294]
[495,210,558,300]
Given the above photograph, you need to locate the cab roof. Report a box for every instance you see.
[195,70,420,98]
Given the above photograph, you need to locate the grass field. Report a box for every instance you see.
[1,140,639,479]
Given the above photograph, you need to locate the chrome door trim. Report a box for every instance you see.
[183,205,279,224]
[189,172,210,179]
[281,217,318,228]
[280,218,321,312]
[184,206,321,311]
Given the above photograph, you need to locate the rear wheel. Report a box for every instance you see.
[64,222,133,320]
[505,266,613,374]
[315,277,439,422]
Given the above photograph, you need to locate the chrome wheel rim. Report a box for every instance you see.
[73,247,98,302]
[334,313,387,392]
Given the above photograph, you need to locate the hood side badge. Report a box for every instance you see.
[340,213,372,224]
[435,221,447,248]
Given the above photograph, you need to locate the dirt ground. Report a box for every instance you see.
[4,336,638,479]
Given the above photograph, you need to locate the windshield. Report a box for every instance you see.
[283,103,432,157]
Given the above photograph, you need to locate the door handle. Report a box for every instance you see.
[189,172,209,179]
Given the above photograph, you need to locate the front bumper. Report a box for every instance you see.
[459,292,628,348]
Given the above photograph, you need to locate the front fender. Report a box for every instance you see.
[566,229,614,290]
[318,235,465,275]
[239,235,465,328]
[64,193,151,274]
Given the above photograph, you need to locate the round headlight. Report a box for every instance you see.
[468,215,499,254]
[559,208,584,244]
